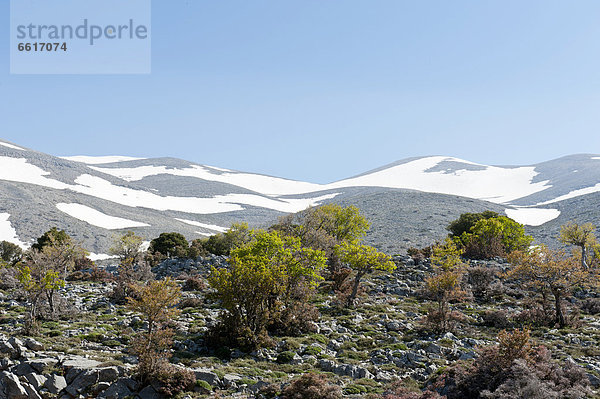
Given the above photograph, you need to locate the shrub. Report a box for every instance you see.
[195,379,212,393]
[378,380,445,398]
[480,356,591,399]
[276,351,297,364]
[127,278,181,382]
[447,211,499,239]
[182,276,206,291]
[580,298,600,315]
[271,301,320,336]
[448,213,532,259]
[90,266,115,282]
[259,383,280,398]
[201,223,252,256]
[482,310,511,328]
[467,266,496,299]
[423,240,466,332]
[208,230,326,350]
[407,246,433,264]
[435,329,591,399]
[178,297,202,309]
[156,367,196,396]
[280,373,342,399]
[149,232,189,258]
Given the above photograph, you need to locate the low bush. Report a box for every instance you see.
[182,276,206,291]
[580,298,600,314]
[467,266,496,299]
[482,310,511,328]
[280,373,342,399]
[435,329,591,399]
[377,380,445,398]
[156,366,196,396]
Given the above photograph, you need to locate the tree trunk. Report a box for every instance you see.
[581,245,588,270]
[554,291,566,328]
[47,290,55,319]
[347,272,363,307]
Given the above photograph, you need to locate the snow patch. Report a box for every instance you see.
[175,218,228,232]
[91,156,552,204]
[88,253,117,261]
[0,213,28,248]
[0,157,336,215]
[89,164,327,196]
[505,207,561,226]
[0,142,25,150]
[61,155,146,164]
[195,232,214,237]
[536,183,600,205]
[56,203,150,229]
[329,157,552,204]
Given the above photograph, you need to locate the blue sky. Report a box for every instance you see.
[1,1,600,183]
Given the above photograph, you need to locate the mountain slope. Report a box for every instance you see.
[0,138,598,255]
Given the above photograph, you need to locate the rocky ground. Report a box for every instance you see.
[0,255,599,398]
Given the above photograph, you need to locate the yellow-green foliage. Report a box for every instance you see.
[208,230,327,348]
[460,215,533,259]
[425,240,466,332]
[336,241,396,306]
[559,221,597,268]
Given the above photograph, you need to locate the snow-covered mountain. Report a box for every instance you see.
[0,138,598,255]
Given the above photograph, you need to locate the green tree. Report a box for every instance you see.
[273,204,370,284]
[17,261,64,334]
[31,227,71,251]
[335,241,396,306]
[110,231,145,263]
[447,211,499,239]
[208,230,326,349]
[109,232,152,303]
[18,233,86,331]
[462,216,533,259]
[0,241,23,266]
[149,232,189,258]
[202,222,252,256]
[559,222,597,269]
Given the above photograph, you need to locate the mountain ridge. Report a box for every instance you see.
[0,138,598,256]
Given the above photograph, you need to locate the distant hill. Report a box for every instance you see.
[0,138,598,256]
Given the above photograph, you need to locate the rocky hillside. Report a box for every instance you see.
[0,255,598,398]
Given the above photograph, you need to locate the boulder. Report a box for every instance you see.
[98,366,120,383]
[24,372,47,390]
[66,369,99,396]
[28,358,58,373]
[23,338,43,351]
[22,383,42,399]
[45,374,67,394]
[137,385,161,399]
[2,372,29,399]
[222,373,243,388]
[191,368,220,386]
[97,377,137,399]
